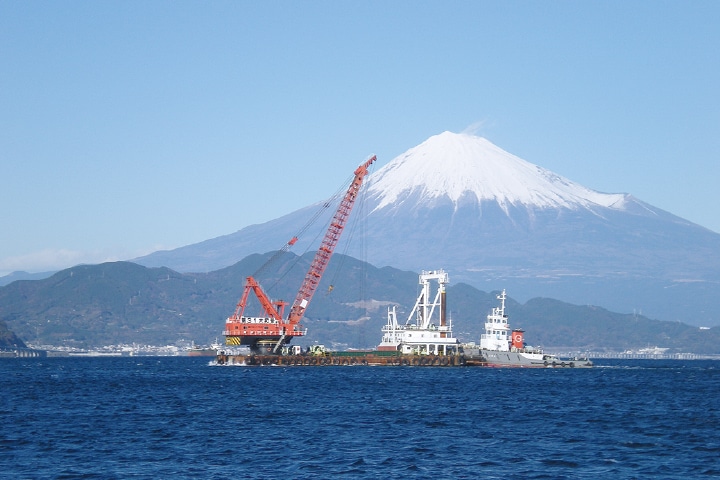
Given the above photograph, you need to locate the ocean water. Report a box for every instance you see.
[2,358,719,479]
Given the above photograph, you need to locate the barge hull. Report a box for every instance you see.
[216,354,468,366]
[214,353,588,367]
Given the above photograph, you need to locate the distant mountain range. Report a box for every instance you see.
[133,132,720,326]
[0,270,56,287]
[1,257,718,354]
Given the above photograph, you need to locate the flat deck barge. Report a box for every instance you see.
[214,351,589,367]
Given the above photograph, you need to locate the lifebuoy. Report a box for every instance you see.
[569,362,575,368]
[401,358,410,366]
[561,362,566,367]
[544,360,548,367]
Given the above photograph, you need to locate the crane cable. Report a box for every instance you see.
[250,171,355,282]
[252,168,360,294]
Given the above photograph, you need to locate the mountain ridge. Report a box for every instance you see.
[2,258,718,354]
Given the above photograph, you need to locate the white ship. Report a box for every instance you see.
[462,289,593,368]
[377,270,461,357]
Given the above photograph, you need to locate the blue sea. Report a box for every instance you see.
[2,357,719,479]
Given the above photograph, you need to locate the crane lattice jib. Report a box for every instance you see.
[287,155,376,325]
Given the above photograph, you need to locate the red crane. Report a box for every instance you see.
[223,155,376,353]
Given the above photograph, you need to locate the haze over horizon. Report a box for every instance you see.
[2,2,719,276]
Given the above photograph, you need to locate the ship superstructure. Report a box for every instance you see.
[479,288,513,351]
[377,269,460,356]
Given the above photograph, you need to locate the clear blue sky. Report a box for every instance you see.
[1,1,719,276]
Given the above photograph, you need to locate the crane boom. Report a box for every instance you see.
[287,155,376,325]
[222,155,376,353]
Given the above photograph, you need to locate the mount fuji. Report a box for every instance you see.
[136,132,720,326]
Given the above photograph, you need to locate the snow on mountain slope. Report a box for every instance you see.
[367,131,627,213]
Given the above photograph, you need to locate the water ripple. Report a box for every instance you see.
[1,357,719,478]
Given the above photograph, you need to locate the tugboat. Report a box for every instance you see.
[462,289,593,368]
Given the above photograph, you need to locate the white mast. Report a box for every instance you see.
[407,270,448,328]
[377,269,458,355]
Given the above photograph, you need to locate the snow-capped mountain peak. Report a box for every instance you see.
[367,131,626,212]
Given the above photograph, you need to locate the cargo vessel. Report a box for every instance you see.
[185,340,222,357]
